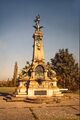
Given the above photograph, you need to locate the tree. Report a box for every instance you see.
[51,48,79,91]
[12,62,18,86]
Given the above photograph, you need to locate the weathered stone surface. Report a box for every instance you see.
[0,93,79,120]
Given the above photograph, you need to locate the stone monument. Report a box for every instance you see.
[16,15,62,97]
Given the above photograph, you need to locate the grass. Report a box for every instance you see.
[0,87,16,94]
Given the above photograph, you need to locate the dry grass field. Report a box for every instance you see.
[0,87,16,94]
[0,87,79,120]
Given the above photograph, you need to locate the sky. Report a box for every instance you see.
[0,0,79,80]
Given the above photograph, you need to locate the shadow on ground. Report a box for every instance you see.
[0,92,13,97]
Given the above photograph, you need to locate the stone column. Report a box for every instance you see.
[31,70,35,79]
[53,77,57,87]
[44,70,48,79]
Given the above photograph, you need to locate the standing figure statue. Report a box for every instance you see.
[33,14,43,31]
[34,14,40,25]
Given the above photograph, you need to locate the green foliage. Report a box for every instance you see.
[51,48,79,91]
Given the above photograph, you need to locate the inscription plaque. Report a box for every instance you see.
[34,90,47,95]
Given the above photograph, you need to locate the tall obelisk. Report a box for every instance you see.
[32,15,44,64]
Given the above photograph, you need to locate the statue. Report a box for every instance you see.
[33,14,43,31]
[34,14,40,25]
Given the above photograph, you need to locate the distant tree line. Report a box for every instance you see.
[0,79,14,87]
[0,62,18,87]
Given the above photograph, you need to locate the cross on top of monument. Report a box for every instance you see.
[33,14,43,31]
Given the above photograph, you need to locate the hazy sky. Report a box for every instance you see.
[0,0,79,80]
